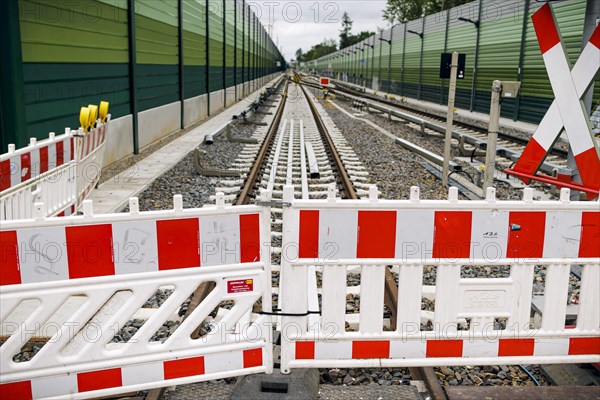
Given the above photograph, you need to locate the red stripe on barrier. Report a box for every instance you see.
[164,356,205,380]
[574,147,600,199]
[296,341,315,359]
[433,211,472,259]
[240,213,261,263]
[568,337,600,355]
[0,230,21,286]
[157,218,200,270]
[243,348,263,368]
[299,210,319,258]
[498,339,534,356]
[357,211,396,258]
[426,340,463,358]
[20,153,31,182]
[77,368,122,392]
[589,23,600,49]
[1,159,11,191]
[532,3,561,55]
[352,340,390,359]
[0,381,32,400]
[579,212,600,257]
[39,146,48,174]
[56,140,64,166]
[69,137,74,161]
[85,135,91,158]
[66,224,115,279]
[513,138,548,182]
[507,212,545,259]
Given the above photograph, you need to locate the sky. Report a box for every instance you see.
[248,1,389,61]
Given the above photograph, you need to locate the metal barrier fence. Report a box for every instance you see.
[0,192,272,399]
[279,185,599,372]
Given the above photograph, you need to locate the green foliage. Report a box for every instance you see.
[383,0,470,24]
[297,39,337,62]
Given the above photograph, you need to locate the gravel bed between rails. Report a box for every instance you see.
[331,95,556,201]
[132,123,257,211]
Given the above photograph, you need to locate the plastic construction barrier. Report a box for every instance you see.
[0,192,273,400]
[278,184,600,373]
[1,105,110,221]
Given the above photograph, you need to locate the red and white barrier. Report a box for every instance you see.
[1,118,110,220]
[0,347,264,400]
[511,4,600,195]
[279,185,600,372]
[0,193,273,400]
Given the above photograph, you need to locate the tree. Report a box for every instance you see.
[295,48,303,62]
[348,31,375,46]
[339,12,353,49]
[383,0,470,24]
[301,39,337,62]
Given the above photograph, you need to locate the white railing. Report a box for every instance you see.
[0,117,110,220]
[279,185,600,372]
[0,192,273,400]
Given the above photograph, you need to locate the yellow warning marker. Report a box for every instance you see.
[79,107,91,132]
[99,101,109,123]
[88,104,98,128]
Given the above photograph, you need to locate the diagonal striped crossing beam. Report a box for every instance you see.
[512,3,600,196]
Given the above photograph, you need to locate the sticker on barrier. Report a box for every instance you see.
[0,193,273,400]
[278,185,600,373]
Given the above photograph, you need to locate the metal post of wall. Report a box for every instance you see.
[469,0,483,112]
[377,32,383,90]
[360,47,365,87]
[417,15,425,100]
[0,0,27,151]
[401,22,406,96]
[370,39,375,88]
[205,0,211,115]
[388,26,393,93]
[178,0,184,129]
[483,80,502,193]
[242,1,245,96]
[441,8,450,105]
[222,0,227,108]
[513,0,530,121]
[127,0,140,154]
[233,0,237,100]
[442,52,459,187]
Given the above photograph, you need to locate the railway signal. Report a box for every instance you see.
[507,3,600,198]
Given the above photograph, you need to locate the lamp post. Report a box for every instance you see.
[458,1,482,112]
[359,46,366,87]
[407,28,424,100]
[378,28,392,93]
[364,40,375,88]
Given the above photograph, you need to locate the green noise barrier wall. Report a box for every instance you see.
[2,0,285,151]
[311,0,599,125]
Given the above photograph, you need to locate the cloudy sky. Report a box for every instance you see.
[248,1,389,60]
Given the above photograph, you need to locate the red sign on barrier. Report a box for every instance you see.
[320,77,330,86]
[228,279,254,293]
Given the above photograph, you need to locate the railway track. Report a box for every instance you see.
[143,71,595,399]
[303,76,569,177]
[156,72,447,399]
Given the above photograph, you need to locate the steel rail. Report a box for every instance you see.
[236,80,289,205]
[299,83,357,200]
